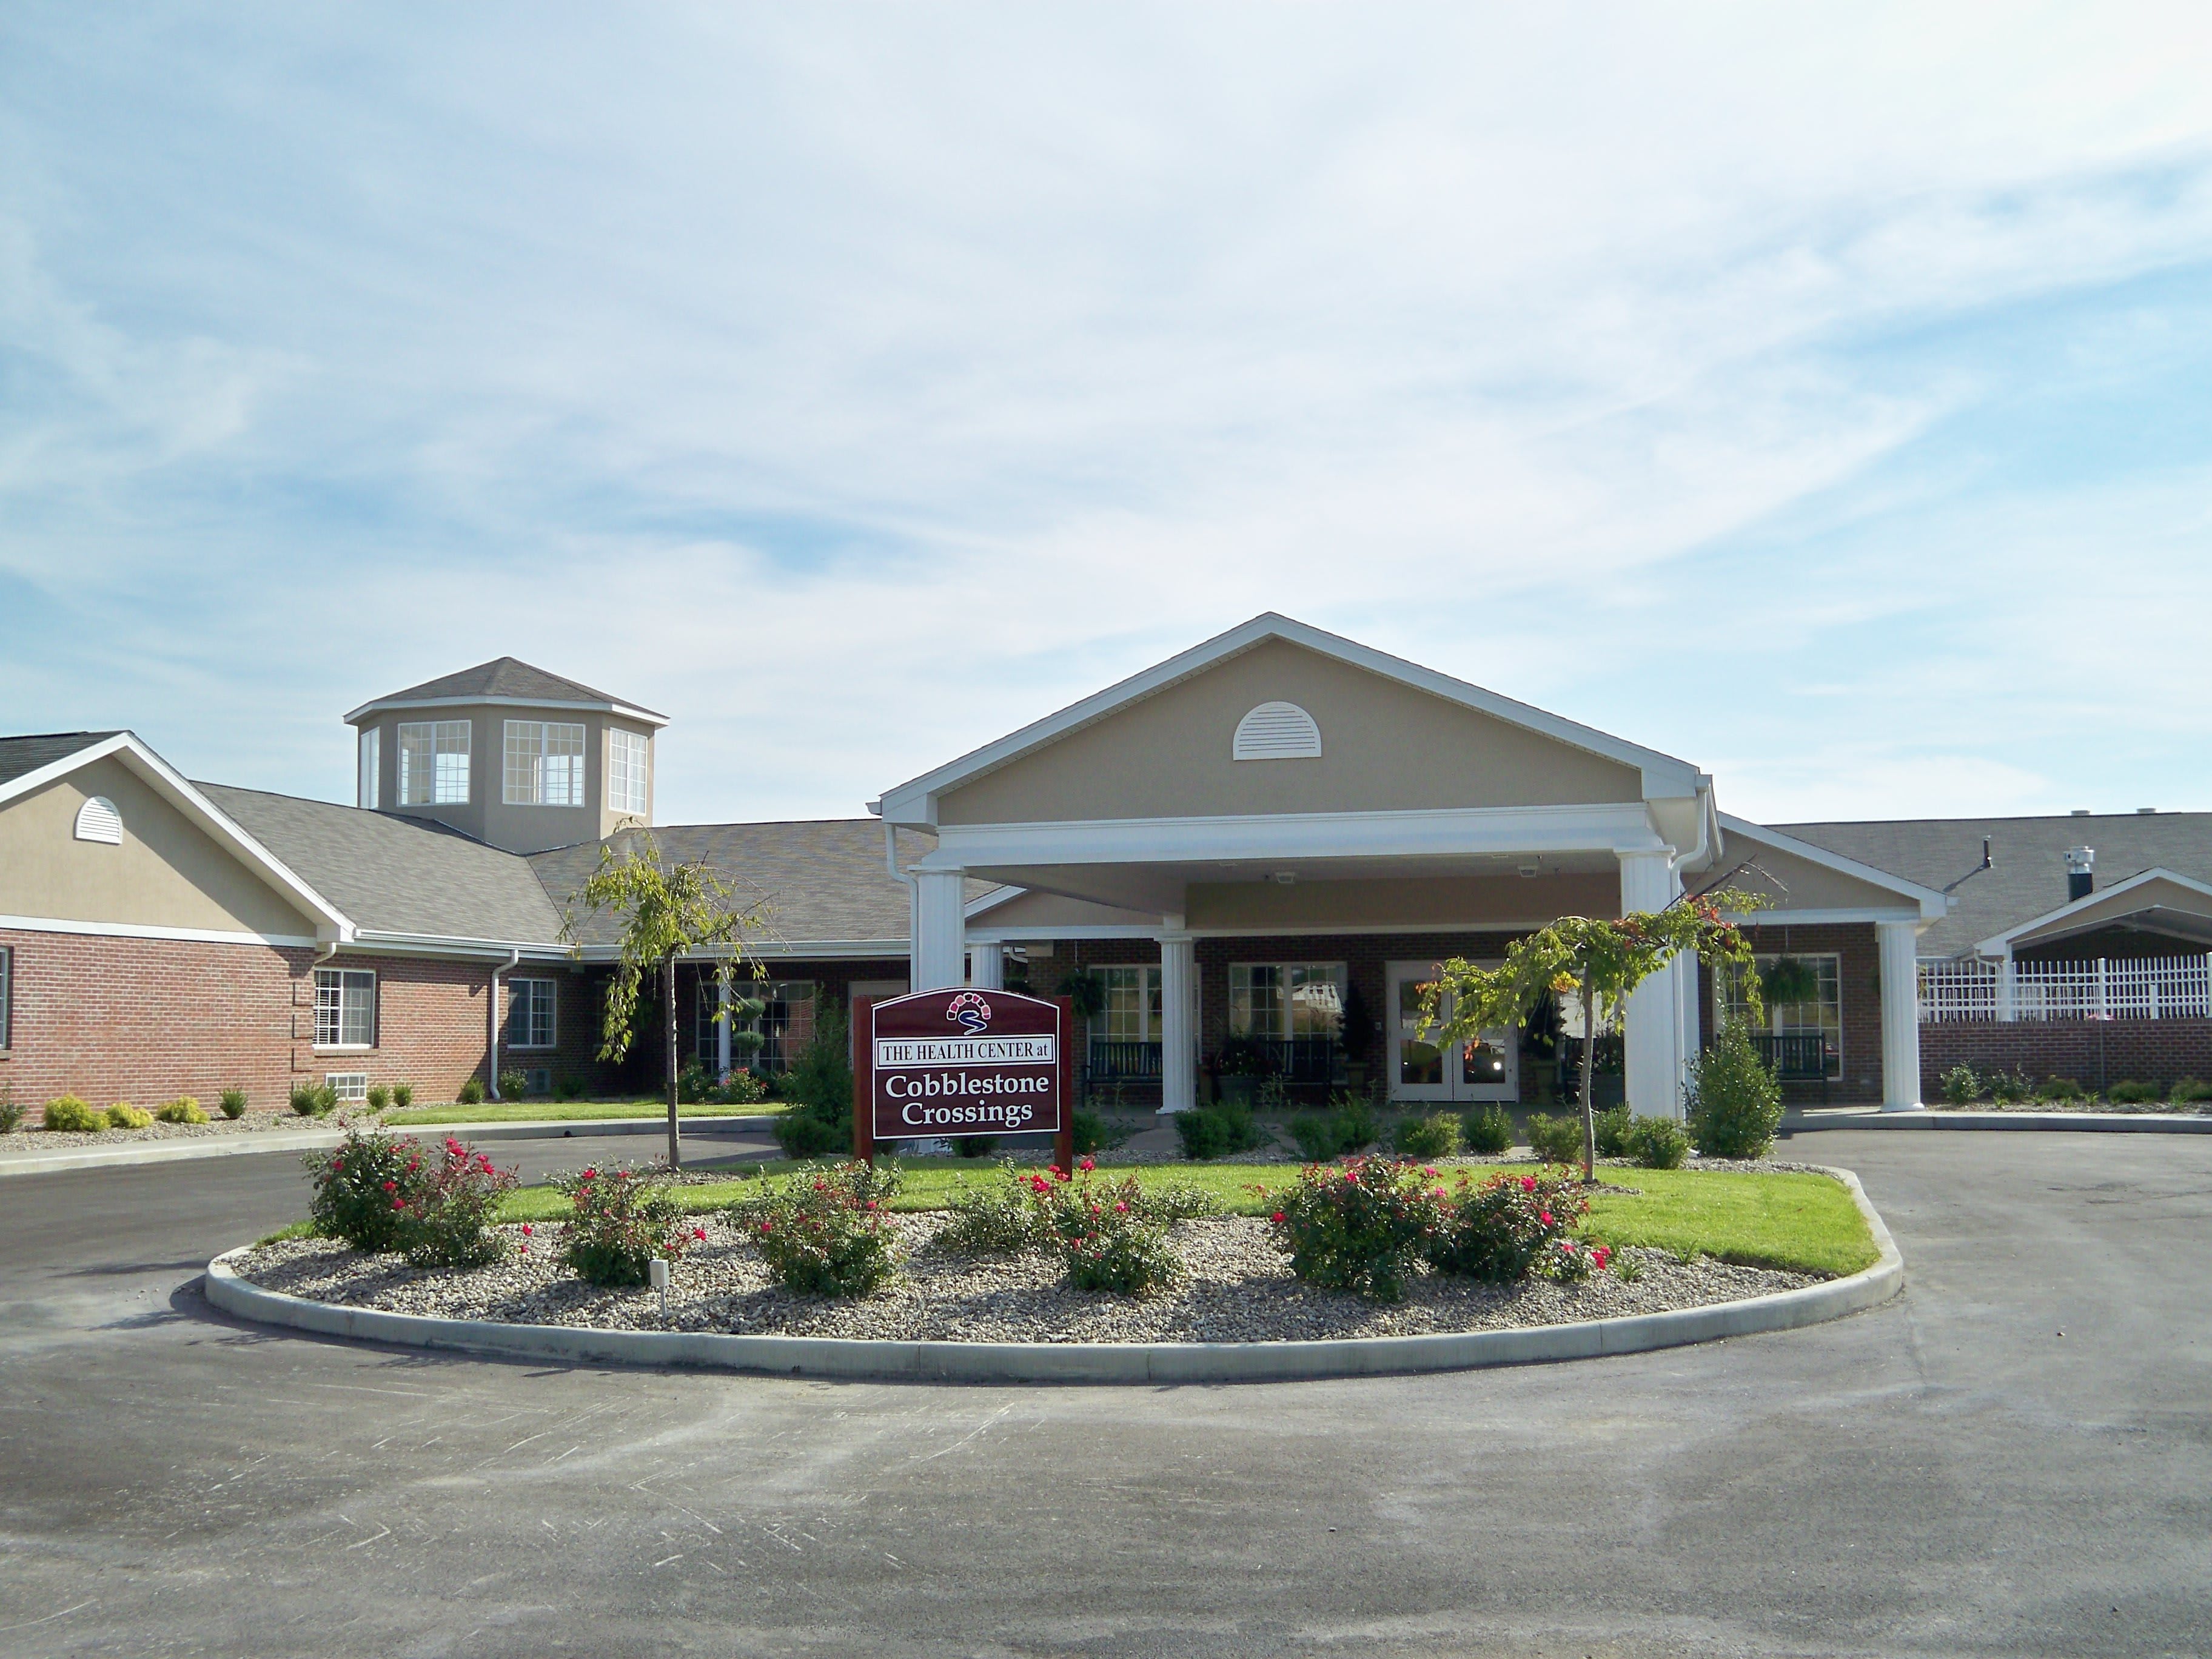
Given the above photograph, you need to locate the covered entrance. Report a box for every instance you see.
[1386,959,1518,1103]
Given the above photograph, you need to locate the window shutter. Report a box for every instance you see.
[1232,702,1322,761]
[73,796,123,844]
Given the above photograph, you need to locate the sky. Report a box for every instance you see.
[5,4,2212,830]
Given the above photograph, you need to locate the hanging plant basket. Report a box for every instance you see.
[1761,957,1820,1007]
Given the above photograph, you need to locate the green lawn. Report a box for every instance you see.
[480,1158,1877,1278]
[386,1098,789,1127]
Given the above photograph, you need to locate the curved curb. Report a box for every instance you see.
[203,1166,1903,1386]
[1791,1110,2212,1134]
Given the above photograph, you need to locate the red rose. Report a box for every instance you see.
[1272,1211,1285,1224]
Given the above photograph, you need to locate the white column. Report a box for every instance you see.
[912,870,967,991]
[488,961,503,1100]
[1158,930,1198,1114]
[1879,919,1924,1111]
[716,969,732,1079]
[1619,850,1688,1119]
[970,941,1004,990]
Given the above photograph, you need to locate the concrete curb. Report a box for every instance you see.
[0,1114,779,1180]
[201,1166,1903,1386]
[1787,1109,2212,1134]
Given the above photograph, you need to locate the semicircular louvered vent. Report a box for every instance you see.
[1232,701,1322,762]
[74,796,122,845]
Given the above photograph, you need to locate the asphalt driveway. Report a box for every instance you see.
[1,1128,2207,1658]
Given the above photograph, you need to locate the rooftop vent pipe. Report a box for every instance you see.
[2065,846,2095,903]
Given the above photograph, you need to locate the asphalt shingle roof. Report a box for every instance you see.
[0,732,122,789]
[358,658,663,717]
[1781,811,2212,957]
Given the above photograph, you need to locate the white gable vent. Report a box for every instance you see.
[73,796,122,845]
[1233,701,1322,762]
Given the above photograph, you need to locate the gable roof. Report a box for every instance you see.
[873,613,1708,826]
[1780,810,2212,957]
[1711,814,1949,922]
[1974,866,2212,955]
[343,658,666,726]
[0,731,126,791]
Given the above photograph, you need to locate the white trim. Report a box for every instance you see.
[344,692,668,727]
[968,923,1167,943]
[0,734,134,811]
[0,913,323,948]
[1729,907,1926,928]
[347,930,576,961]
[1714,814,1950,922]
[1971,865,2212,957]
[962,885,1027,919]
[917,802,1668,872]
[876,613,1705,824]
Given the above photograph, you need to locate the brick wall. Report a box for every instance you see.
[1712,922,1886,1105]
[1920,1019,2212,1096]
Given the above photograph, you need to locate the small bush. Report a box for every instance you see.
[937,1161,1040,1256]
[1427,1168,1599,1283]
[743,1161,903,1298]
[364,1084,390,1111]
[219,1088,249,1119]
[552,1071,588,1102]
[106,1102,153,1129]
[1461,1104,1513,1156]
[716,1070,769,1106]
[1269,1156,1442,1301]
[44,1094,104,1133]
[2035,1076,2085,1101]
[1393,1111,1463,1159]
[156,1097,209,1125]
[1329,1091,1378,1151]
[392,1082,415,1110]
[1939,1064,1982,1106]
[1289,1111,1344,1161]
[1071,1109,1130,1155]
[1031,1164,1185,1295]
[1175,1099,1266,1161]
[497,1068,529,1101]
[1686,1021,1783,1161]
[398,1136,518,1268]
[290,1082,337,1117]
[2173,1076,2212,1104]
[1988,1068,2033,1104]
[558,1163,694,1287]
[775,1106,849,1158]
[0,1088,21,1134]
[1625,1114,1689,1170]
[2105,1079,2159,1105]
[306,1123,426,1252]
[456,1077,486,1106]
[1524,1111,1584,1166]
[1591,1105,1635,1158]
[951,1134,999,1159]
[676,1059,711,1105]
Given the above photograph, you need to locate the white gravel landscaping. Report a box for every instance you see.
[1,1113,336,1152]
[235,1213,1818,1345]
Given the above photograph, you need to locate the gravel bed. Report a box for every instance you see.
[235,1215,1818,1345]
[1932,1100,2212,1115]
[1,1112,335,1152]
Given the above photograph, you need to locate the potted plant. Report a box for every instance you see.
[1216,1034,1272,1107]
[1761,957,1820,1008]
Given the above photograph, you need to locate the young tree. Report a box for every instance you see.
[561,833,764,1170]
[1419,889,1768,1182]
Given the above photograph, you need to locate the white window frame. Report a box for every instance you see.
[326,1072,369,1104]
[608,728,649,816]
[0,944,12,1050]
[1227,962,1347,1040]
[1094,966,1162,1043]
[694,978,815,1072]
[503,720,587,807]
[508,977,557,1049]
[315,968,378,1050]
[397,720,471,805]
[357,726,380,809]
[1716,953,1843,1078]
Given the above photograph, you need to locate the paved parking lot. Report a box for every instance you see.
[2,1128,2207,1657]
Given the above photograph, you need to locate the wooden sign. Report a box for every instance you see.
[854,989,1072,1171]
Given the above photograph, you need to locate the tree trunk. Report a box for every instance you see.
[665,952,681,1171]
[1580,965,1597,1184]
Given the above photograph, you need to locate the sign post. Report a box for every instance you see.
[856,988,1070,1169]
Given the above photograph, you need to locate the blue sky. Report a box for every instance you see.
[5,4,2211,828]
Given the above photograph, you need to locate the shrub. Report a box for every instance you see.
[716,1070,769,1106]
[1686,1021,1783,1161]
[1025,1162,1185,1295]
[1174,1099,1266,1161]
[392,1082,415,1109]
[552,1071,588,1102]
[774,1003,853,1156]
[952,1134,999,1159]
[306,1123,426,1252]
[558,1164,694,1287]
[44,1095,104,1133]
[397,1137,518,1268]
[364,1084,390,1111]
[290,1082,337,1117]
[106,1102,153,1128]
[1462,1104,1514,1156]
[2173,1077,2212,1103]
[676,1058,711,1104]
[1269,1156,1443,1301]
[1939,1064,1982,1106]
[0,1088,20,1134]
[2105,1079,2159,1105]
[743,1160,902,1298]
[775,1108,849,1158]
[156,1097,209,1124]
[1625,1114,1689,1170]
[1524,1111,1584,1166]
[456,1077,486,1106]
[1393,1111,1463,1159]
[1329,1091,1378,1151]
[497,1068,529,1101]
[2035,1076,2085,1101]
[1289,1111,1344,1161]
[219,1088,249,1119]
[1426,1168,1600,1282]
[1592,1105,1635,1158]
[1071,1109,1130,1155]
[936,1161,1039,1256]
[1987,1068,2032,1104]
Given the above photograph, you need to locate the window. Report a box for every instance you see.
[315,968,377,1049]
[1233,701,1322,760]
[507,977,557,1048]
[73,796,122,844]
[504,720,586,806]
[326,1073,368,1104]
[694,979,816,1072]
[357,726,380,809]
[1096,967,1162,1043]
[0,945,12,1050]
[1717,954,1842,1078]
[1228,963,1346,1039]
[608,728,649,816]
[397,721,471,805]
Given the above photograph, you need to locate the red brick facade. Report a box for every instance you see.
[1920,1017,2212,1096]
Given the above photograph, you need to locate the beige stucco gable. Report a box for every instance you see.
[1718,825,1926,915]
[936,637,1646,826]
[2008,873,2212,949]
[0,756,323,939]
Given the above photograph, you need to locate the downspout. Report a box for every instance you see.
[489,948,520,1099]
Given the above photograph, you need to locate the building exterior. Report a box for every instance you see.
[5,617,2210,1119]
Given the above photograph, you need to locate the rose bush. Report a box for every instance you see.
[1267,1156,1444,1301]
[306,1123,425,1252]
[1424,1169,1601,1282]
[557,1164,694,1287]
[398,1136,518,1268]
[742,1159,903,1297]
[1024,1159,1201,1295]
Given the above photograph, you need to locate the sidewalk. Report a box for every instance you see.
[1784,1105,2212,1134]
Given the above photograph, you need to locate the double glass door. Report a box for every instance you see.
[1387,960,1518,1103]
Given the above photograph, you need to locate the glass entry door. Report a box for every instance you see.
[1386,960,1518,1104]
